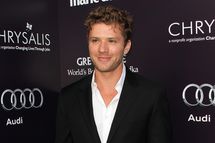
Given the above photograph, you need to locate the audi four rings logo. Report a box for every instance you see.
[182,84,215,107]
[1,88,43,111]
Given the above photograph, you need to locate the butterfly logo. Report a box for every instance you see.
[26,22,32,31]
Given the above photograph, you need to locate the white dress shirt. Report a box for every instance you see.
[91,64,126,143]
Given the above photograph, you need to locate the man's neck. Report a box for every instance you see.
[94,64,123,89]
[94,64,124,106]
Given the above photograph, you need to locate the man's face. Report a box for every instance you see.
[88,23,131,73]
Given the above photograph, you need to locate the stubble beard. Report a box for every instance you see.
[91,57,123,73]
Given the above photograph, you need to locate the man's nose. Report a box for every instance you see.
[98,40,108,53]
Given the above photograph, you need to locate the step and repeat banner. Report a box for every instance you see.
[0,0,60,143]
[1,0,215,142]
[59,0,215,143]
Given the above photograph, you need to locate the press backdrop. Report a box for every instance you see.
[1,0,215,143]
[0,0,60,143]
[59,0,215,143]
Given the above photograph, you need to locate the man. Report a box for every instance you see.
[56,5,171,143]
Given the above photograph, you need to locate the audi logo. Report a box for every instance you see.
[1,88,43,111]
[182,84,215,107]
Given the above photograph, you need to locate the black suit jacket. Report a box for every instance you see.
[55,69,171,143]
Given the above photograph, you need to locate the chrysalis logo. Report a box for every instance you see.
[0,22,51,46]
[168,19,215,37]
[26,22,32,31]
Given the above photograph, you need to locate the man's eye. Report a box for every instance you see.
[91,39,99,43]
[109,39,117,43]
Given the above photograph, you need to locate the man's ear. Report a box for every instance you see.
[124,40,131,55]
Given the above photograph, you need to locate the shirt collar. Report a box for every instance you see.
[91,64,126,94]
[115,64,126,94]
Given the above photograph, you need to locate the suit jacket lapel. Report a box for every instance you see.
[107,69,140,143]
[78,76,101,143]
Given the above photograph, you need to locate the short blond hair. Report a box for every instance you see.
[84,5,133,42]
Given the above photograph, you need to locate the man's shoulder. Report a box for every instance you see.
[127,71,167,104]
[127,70,164,90]
[61,75,92,96]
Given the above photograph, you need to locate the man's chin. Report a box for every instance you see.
[94,66,114,73]
[94,65,122,73]
[95,68,112,73]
